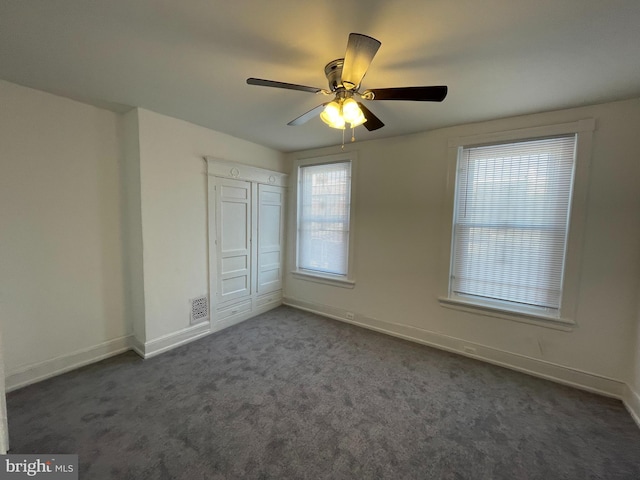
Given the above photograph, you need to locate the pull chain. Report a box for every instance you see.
[340,124,358,149]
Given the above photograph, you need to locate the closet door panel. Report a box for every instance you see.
[257,184,284,294]
[216,178,252,304]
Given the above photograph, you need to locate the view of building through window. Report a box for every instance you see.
[298,161,352,276]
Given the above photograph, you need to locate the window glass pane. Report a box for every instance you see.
[298,161,351,275]
[452,135,576,311]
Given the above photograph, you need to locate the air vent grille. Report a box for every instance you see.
[190,295,209,325]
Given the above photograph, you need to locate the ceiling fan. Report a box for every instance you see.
[246,33,448,133]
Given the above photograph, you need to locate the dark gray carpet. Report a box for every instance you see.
[7,306,640,479]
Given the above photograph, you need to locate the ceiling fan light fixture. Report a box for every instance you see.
[341,98,361,123]
[320,101,345,129]
[349,110,367,128]
[320,97,367,130]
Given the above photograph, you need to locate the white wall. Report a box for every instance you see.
[0,325,8,453]
[0,83,285,384]
[0,80,131,389]
[135,109,285,343]
[284,98,640,394]
[637,288,640,391]
[120,109,146,344]
[1,75,638,410]
[629,281,640,424]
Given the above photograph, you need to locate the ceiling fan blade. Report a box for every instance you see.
[247,78,324,94]
[341,33,381,90]
[364,86,448,102]
[357,102,384,131]
[287,104,327,126]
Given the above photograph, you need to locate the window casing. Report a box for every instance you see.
[440,120,594,327]
[293,153,356,288]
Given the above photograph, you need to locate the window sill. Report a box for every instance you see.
[438,297,575,331]
[291,270,355,289]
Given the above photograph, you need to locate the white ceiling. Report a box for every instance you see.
[1,0,639,152]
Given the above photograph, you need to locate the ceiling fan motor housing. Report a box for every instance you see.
[324,59,345,91]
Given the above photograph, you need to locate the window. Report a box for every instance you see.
[293,154,356,287]
[299,161,351,275]
[441,120,594,326]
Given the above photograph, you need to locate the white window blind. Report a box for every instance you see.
[451,135,577,312]
[298,161,352,276]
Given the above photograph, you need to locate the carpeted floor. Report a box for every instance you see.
[7,306,640,479]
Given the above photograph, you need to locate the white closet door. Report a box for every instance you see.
[257,184,284,294]
[216,178,252,304]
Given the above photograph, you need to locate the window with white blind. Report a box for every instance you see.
[450,135,577,315]
[294,155,355,287]
[441,120,595,325]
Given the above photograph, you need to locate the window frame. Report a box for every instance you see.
[439,119,595,329]
[291,152,357,288]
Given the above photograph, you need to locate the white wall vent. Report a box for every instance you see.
[190,295,209,325]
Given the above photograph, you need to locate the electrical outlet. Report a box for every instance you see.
[463,345,477,355]
[345,312,355,320]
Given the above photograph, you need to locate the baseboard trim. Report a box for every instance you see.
[252,300,284,318]
[623,384,640,429]
[6,335,133,392]
[140,321,212,359]
[283,297,626,399]
[9,300,635,431]
[6,302,284,389]
[207,301,282,337]
[137,302,283,359]
[130,337,146,359]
